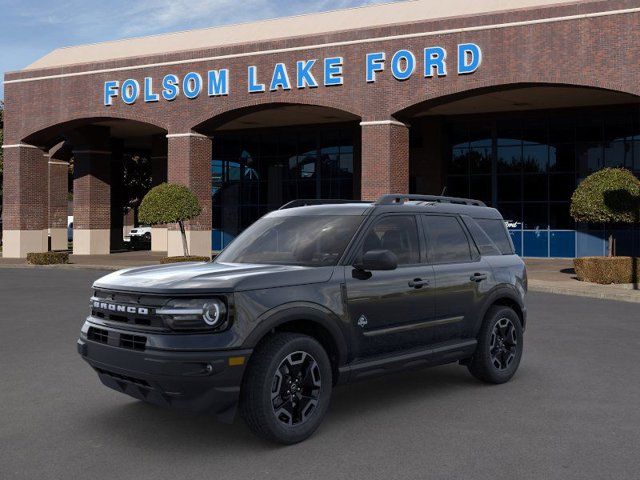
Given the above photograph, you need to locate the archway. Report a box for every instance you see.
[22,118,167,255]
[396,84,640,258]
[193,103,361,250]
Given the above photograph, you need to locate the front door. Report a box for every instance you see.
[344,215,436,358]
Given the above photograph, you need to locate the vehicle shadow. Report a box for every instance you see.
[89,364,479,450]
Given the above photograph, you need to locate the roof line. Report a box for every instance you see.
[4,6,639,85]
[45,0,414,53]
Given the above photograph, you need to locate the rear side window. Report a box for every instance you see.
[462,216,502,256]
[475,218,515,254]
[422,215,472,264]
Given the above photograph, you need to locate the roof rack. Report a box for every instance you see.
[279,199,371,210]
[375,194,486,207]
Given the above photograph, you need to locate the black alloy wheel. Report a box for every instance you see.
[490,317,518,370]
[271,351,322,426]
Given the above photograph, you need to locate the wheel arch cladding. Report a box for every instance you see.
[488,296,525,330]
[244,306,349,383]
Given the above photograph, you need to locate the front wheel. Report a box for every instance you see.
[240,333,332,444]
[467,306,523,384]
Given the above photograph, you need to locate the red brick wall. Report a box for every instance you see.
[166,135,213,231]
[48,161,68,229]
[361,123,410,200]
[2,146,48,230]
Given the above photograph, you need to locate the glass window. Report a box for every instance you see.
[522,144,548,173]
[360,216,420,265]
[523,174,548,202]
[423,215,472,264]
[462,216,501,256]
[497,175,521,202]
[497,145,522,173]
[216,215,363,266]
[523,203,548,230]
[476,218,515,254]
[549,203,574,229]
[469,175,492,205]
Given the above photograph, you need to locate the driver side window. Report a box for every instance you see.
[360,215,420,265]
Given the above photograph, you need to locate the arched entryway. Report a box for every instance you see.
[3,117,167,257]
[396,84,640,258]
[194,103,361,250]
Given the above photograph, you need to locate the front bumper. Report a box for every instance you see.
[78,322,252,423]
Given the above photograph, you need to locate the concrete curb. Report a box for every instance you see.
[528,280,640,304]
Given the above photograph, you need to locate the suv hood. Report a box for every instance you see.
[93,261,335,294]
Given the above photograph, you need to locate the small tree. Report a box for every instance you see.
[570,168,640,256]
[139,183,202,257]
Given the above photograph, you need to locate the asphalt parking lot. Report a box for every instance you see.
[1,268,639,480]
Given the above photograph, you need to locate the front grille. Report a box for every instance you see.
[91,290,167,330]
[87,327,108,344]
[119,333,147,351]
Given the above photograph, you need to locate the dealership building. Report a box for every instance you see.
[3,0,640,258]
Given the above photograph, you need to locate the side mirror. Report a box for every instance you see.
[357,249,398,271]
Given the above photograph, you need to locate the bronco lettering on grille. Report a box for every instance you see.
[92,301,149,315]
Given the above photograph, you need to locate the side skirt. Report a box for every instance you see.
[337,339,477,384]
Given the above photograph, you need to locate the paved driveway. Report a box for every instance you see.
[1,268,639,480]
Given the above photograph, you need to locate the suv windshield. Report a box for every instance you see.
[215,215,364,266]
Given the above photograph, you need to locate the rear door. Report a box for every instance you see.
[421,214,493,340]
[344,214,436,358]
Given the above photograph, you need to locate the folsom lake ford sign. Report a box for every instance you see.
[103,43,482,106]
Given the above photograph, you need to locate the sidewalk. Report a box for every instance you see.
[0,250,165,271]
[524,258,640,303]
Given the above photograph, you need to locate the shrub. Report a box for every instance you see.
[159,255,210,264]
[139,183,202,257]
[570,168,640,256]
[27,251,70,265]
[570,168,640,224]
[574,256,640,284]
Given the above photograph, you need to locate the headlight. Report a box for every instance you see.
[157,298,228,330]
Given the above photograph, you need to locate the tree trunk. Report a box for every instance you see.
[608,233,613,257]
[178,220,189,257]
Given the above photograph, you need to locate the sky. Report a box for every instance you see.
[0,0,401,100]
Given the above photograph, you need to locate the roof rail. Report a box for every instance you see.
[375,194,486,207]
[279,199,371,210]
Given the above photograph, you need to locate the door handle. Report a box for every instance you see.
[470,272,488,282]
[408,278,430,288]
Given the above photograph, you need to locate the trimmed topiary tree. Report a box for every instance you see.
[570,168,640,256]
[139,183,202,257]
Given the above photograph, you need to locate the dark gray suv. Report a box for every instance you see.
[77,194,527,444]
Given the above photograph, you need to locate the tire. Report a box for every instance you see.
[240,333,332,444]
[467,306,523,384]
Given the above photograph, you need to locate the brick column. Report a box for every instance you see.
[166,132,212,257]
[70,127,112,255]
[2,144,49,258]
[48,152,69,251]
[150,134,168,252]
[359,120,410,201]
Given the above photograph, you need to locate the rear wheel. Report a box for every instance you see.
[467,306,523,384]
[240,333,332,444]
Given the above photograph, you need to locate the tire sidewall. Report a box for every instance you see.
[256,336,332,443]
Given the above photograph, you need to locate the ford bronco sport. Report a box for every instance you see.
[77,194,527,444]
